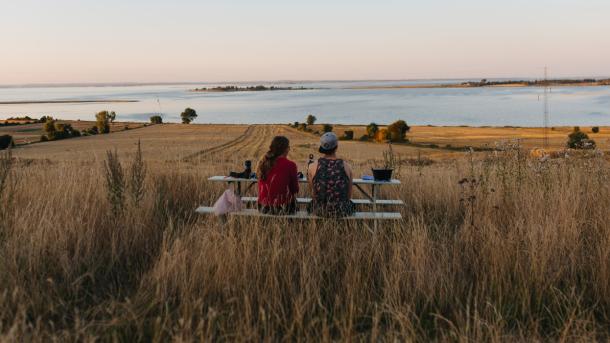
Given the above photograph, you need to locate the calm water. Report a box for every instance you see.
[1,80,609,126]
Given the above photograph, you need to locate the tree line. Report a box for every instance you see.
[290,114,411,143]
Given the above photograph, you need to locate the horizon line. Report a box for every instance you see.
[2,74,610,89]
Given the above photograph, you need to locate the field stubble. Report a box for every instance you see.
[0,124,609,341]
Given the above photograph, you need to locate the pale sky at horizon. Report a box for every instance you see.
[1,0,609,84]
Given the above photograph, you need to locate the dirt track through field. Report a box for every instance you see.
[182,125,256,161]
[182,125,308,162]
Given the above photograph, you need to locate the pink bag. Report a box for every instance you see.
[213,189,242,216]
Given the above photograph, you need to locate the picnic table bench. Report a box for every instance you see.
[197,176,403,228]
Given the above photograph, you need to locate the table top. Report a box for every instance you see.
[208,175,401,185]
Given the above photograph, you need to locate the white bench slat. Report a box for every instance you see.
[195,207,402,220]
[208,176,401,185]
[240,197,403,206]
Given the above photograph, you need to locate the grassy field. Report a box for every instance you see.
[327,125,610,151]
[1,123,609,341]
[0,120,148,145]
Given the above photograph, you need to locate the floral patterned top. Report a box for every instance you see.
[310,158,354,217]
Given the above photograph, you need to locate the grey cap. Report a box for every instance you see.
[320,132,338,151]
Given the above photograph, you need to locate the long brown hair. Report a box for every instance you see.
[257,136,290,180]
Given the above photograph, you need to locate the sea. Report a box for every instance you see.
[0,80,609,126]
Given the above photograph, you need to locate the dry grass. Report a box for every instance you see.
[1,124,609,341]
[0,120,148,145]
[328,125,610,152]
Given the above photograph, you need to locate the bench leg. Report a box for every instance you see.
[372,184,378,231]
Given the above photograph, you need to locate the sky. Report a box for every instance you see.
[1,0,609,84]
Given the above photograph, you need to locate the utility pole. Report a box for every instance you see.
[543,67,550,149]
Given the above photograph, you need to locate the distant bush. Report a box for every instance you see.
[0,135,14,150]
[322,124,333,133]
[567,127,596,149]
[375,129,389,142]
[341,130,354,140]
[359,134,370,141]
[306,114,317,126]
[387,120,410,142]
[592,126,600,133]
[181,107,197,124]
[96,111,112,134]
[366,123,379,138]
[150,115,163,124]
[7,115,34,121]
[42,118,80,141]
[298,123,308,131]
[85,126,99,135]
[39,115,52,123]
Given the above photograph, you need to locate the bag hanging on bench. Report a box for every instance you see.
[213,189,242,216]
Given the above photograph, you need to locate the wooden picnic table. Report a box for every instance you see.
[207,175,402,228]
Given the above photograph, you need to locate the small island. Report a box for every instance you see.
[351,78,610,90]
[458,78,610,88]
[190,85,313,92]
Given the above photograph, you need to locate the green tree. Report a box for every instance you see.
[181,108,197,124]
[39,115,53,123]
[108,111,117,123]
[150,115,163,124]
[592,127,600,134]
[306,114,317,126]
[96,111,111,134]
[567,128,596,149]
[42,117,62,140]
[43,117,56,138]
[342,130,354,140]
[323,124,333,133]
[42,119,80,141]
[53,123,69,140]
[387,120,410,142]
[366,122,379,138]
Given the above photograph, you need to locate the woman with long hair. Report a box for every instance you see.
[257,136,299,214]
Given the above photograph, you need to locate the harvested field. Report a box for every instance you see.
[1,123,609,341]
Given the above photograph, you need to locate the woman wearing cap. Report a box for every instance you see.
[257,136,300,214]
[307,132,355,217]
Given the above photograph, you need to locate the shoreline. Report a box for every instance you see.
[349,80,610,90]
[0,99,139,105]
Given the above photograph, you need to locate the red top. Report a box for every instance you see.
[258,157,299,207]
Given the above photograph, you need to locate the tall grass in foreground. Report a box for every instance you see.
[0,146,609,341]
